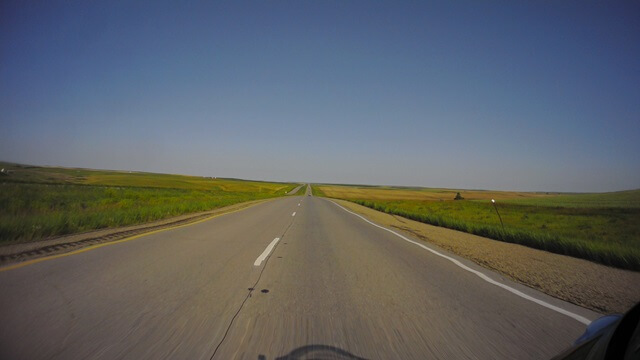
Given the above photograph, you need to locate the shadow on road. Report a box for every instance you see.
[257,344,369,360]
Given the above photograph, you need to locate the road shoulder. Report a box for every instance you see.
[332,199,640,314]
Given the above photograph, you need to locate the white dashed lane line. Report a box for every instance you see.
[254,238,281,266]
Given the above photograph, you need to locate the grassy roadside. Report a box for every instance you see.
[313,184,640,271]
[0,162,297,244]
[311,185,326,197]
[334,199,640,314]
[293,184,308,196]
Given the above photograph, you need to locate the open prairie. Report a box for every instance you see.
[314,184,562,201]
[312,184,640,270]
[0,162,298,244]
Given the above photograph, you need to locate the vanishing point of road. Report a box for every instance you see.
[0,186,599,359]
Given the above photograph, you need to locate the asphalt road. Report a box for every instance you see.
[287,185,304,195]
[0,187,600,359]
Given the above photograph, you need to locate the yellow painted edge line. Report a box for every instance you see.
[0,201,266,272]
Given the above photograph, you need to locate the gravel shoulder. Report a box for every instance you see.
[334,199,640,314]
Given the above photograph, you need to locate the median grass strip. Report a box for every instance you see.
[0,162,297,244]
[293,184,308,196]
[314,184,640,271]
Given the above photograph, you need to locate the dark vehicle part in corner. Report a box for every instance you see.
[552,301,640,360]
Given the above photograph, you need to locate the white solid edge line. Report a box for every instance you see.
[330,201,592,325]
[254,237,281,266]
[292,212,296,216]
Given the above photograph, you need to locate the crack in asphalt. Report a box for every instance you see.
[209,208,298,360]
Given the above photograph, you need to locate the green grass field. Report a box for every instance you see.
[502,190,640,208]
[292,184,308,196]
[312,184,640,271]
[0,162,297,244]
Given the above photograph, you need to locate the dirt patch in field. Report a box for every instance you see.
[334,199,640,314]
[0,199,273,266]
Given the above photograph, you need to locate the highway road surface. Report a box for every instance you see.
[0,186,599,359]
[286,184,304,195]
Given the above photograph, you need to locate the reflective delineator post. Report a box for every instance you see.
[491,199,505,232]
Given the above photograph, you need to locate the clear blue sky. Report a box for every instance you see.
[1,1,638,192]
